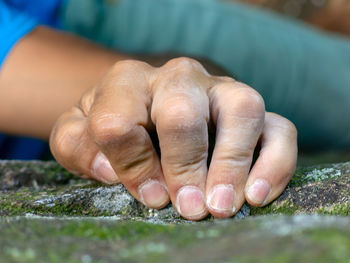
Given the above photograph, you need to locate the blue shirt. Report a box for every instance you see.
[0,0,61,159]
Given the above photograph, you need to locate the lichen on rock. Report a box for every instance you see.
[0,160,349,220]
[0,160,349,262]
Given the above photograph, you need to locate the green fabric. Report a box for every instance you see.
[60,0,350,150]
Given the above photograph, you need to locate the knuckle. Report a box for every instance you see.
[78,89,96,116]
[216,145,252,167]
[232,87,265,116]
[111,59,148,73]
[50,121,84,161]
[165,57,203,73]
[282,118,298,138]
[157,99,203,131]
[88,113,136,145]
[218,84,265,119]
[165,159,206,178]
[267,113,298,138]
[216,76,236,83]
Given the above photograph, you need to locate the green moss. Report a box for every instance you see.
[56,221,176,241]
[249,200,299,216]
[1,216,350,262]
[289,168,309,187]
[33,203,89,216]
[0,195,91,217]
[0,202,31,216]
[307,229,350,260]
[316,202,350,216]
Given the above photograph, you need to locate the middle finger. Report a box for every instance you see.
[151,71,211,220]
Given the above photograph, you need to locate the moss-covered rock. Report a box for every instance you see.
[0,160,349,262]
[0,160,349,220]
[0,215,349,262]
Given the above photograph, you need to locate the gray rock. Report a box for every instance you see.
[0,215,349,262]
[0,160,349,262]
[0,160,349,221]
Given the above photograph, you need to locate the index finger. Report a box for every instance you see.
[88,61,170,209]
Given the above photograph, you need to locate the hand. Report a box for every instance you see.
[50,57,297,220]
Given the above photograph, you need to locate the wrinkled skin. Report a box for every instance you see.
[50,57,297,220]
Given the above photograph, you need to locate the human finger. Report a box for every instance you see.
[88,61,170,209]
[206,81,265,218]
[50,97,120,184]
[151,59,211,220]
[244,112,298,207]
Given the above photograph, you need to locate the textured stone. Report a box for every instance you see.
[0,160,349,262]
[0,160,349,221]
[0,215,349,262]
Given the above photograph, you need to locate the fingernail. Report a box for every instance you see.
[246,179,271,205]
[176,186,207,220]
[92,152,119,184]
[207,184,236,214]
[139,180,169,209]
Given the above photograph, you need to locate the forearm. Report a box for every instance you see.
[0,26,131,139]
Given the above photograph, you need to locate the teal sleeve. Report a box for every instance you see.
[61,0,350,149]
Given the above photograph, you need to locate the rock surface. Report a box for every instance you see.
[0,160,349,262]
[1,215,349,262]
[0,160,349,221]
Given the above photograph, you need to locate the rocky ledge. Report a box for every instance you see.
[0,160,349,221]
[0,160,349,262]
